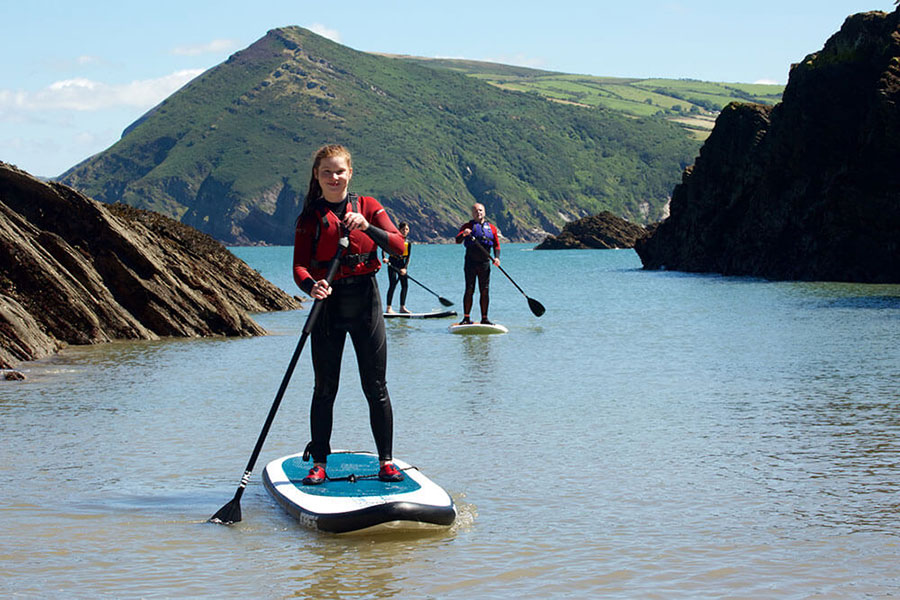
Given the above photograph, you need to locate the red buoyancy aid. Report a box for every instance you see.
[294,195,396,284]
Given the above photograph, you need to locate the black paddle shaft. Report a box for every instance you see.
[210,234,349,525]
[386,262,454,307]
[467,235,545,317]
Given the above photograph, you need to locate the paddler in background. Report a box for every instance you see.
[383,221,411,314]
[292,144,406,485]
[455,203,501,325]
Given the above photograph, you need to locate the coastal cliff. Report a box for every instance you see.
[1,162,301,372]
[635,9,900,283]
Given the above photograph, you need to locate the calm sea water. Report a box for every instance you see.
[2,244,899,599]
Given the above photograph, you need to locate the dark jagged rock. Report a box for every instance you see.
[0,162,301,370]
[534,211,648,249]
[635,9,900,283]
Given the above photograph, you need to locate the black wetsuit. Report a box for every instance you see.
[292,195,405,464]
[386,240,410,307]
[309,273,391,463]
[455,220,500,320]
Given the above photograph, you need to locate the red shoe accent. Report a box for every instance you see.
[378,463,405,482]
[302,465,326,485]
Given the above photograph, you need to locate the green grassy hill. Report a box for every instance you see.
[60,27,717,244]
[388,56,783,140]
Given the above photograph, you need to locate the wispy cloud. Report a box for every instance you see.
[481,53,548,69]
[754,78,782,85]
[0,69,204,114]
[308,23,341,42]
[171,39,237,56]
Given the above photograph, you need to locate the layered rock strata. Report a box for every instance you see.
[1,162,301,370]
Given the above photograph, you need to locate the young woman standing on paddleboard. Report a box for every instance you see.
[292,144,407,485]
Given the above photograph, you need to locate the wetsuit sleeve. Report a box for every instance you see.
[405,241,411,267]
[292,218,317,296]
[365,204,405,255]
[490,223,501,258]
[455,221,472,244]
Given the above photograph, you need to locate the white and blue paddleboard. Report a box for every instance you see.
[383,310,457,319]
[448,322,508,335]
[263,451,456,534]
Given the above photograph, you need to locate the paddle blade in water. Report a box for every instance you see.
[209,498,242,525]
[528,297,546,317]
[439,296,455,307]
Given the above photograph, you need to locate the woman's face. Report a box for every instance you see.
[315,155,352,202]
[399,224,409,237]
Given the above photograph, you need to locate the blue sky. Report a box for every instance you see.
[2,0,894,178]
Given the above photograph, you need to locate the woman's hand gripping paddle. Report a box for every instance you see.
[387,262,454,307]
[469,236,545,317]
[209,233,349,525]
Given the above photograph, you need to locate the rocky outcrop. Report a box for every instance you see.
[534,211,648,249]
[0,162,302,370]
[635,9,900,283]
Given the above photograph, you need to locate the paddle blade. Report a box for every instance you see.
[528,297,546,317]
[209,498,242,525]
[438,296,454,307]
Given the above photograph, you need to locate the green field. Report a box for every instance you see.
[396,57,784,138]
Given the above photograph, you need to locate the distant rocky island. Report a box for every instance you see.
[534,211,648,249]
[635,8,900,283]
[1,162,301,376]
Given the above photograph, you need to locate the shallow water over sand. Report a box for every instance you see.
[2,245,899,598]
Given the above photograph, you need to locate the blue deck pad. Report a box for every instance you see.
[281,452,422,497]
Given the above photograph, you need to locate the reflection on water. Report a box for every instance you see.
[2,246,899,598]
[458,335,500,387]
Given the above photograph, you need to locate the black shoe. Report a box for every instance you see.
[480,318,493,325]
[459,316,473,325]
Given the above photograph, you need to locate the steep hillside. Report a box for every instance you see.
[59,27,698,245]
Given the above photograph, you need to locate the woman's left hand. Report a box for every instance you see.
[310,279,332,300]
[343,212,369,231]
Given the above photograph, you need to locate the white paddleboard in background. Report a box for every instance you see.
[383,310,457,319]
[448,322,508,335]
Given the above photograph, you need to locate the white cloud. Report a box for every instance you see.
[308,23,341,42]
[0,69,205,113]
[481,53,547,69]
[171,39,237,56]
[754,78,782,85]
